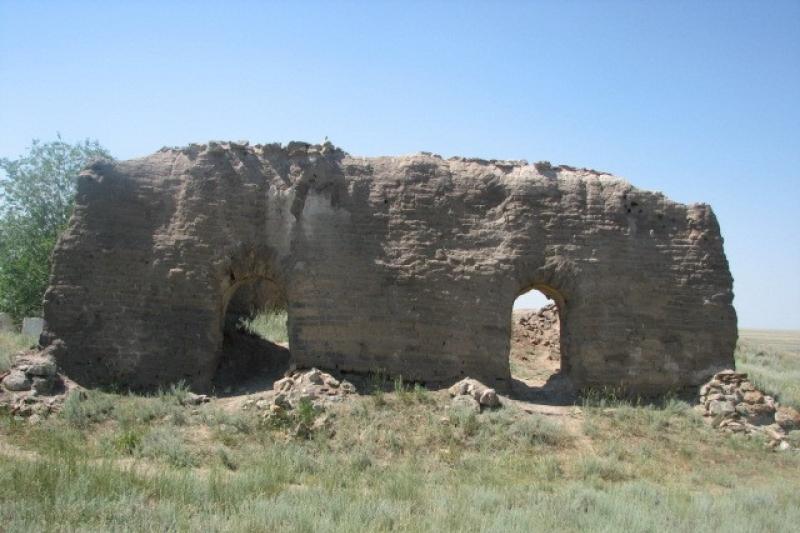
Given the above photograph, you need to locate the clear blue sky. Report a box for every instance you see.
[1,1,798,329]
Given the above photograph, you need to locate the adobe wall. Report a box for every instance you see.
[41,141,737,393]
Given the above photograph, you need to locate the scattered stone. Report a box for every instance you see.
[697,370,796,450]
[448,377,502,411]
[247,367,356,423]
[512,303,561,365]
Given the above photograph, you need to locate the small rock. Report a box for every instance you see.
[764,396,777,410]
[322,375,340,388]
[742,390,764,404]
[763,425,785,441]
[255,399,270,410]
[273,393,290,408]
[28,413,42,425]
[737,403,775,425]
[304,369,323,385]
[26,358,57,377]
[273,377,293,392]
[776,406,800,431]
[182,392,210,406]
[777,440,791,452]
[448,378,502,409]
[479,388,500,407]
[2,370,31,392]
[31,376,54,395]
[450,394,480,414]
[21,317,44,338]
[448,381,470,397]
[709,399,735,417]
[340,380,356,394]
[297,391,317,404]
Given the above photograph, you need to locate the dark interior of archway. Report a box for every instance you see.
[213,278,291,392]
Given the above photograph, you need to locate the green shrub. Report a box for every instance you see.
[217,446,238,471]
[62,390,116,429]
[113,428,143,455]
[245,310,288,344]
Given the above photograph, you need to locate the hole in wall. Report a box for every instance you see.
[213,277,291,392]
[510,287,562,387]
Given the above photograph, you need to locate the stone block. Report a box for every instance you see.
[21,317,44,339]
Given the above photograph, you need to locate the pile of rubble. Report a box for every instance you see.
[513,303,561,362]
[698,369,800,451]
[242,367,356,415]
[447,378,502,413]
[0,348,76,422]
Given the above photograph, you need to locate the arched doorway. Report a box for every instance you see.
[510,284,567,393]
[213,276,291,391]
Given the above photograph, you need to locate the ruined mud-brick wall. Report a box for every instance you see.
[42,141,737,393]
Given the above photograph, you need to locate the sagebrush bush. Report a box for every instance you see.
[136,426,197,468]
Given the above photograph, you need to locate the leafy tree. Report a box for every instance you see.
[0,136,112,321]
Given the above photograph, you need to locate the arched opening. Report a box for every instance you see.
[510,285,566,393]
[213,277,291,392]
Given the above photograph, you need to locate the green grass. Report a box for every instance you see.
[0,330,36,372]
[737,329,800,408]
[244,310,289,344]
[1,391,798,532]
[1,328,799,531]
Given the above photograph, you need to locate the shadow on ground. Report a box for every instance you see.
[213,330,292,397]
[510,372,577,406]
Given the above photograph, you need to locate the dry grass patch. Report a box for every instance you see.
[1,329,800,531]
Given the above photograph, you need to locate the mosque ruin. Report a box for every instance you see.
[40,141,738,393]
